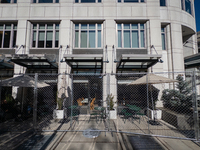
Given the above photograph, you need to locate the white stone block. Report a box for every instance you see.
[104,7,116,17]
[131,7,146,17]
[117,7,131,17]
[17,7,30,18]
[60,7,72,17]
[2,7,17,18]
[88,7,103,17]
[45,7,59,17]
[30,7,45,17]
[73,7,88,17]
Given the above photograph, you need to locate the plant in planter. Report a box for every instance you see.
[107,94,114,110]
[106,94,117,119]
[57,97,63,110]
[53,93,64,119]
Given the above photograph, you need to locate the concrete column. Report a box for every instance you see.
[14,20,28,75]
[170,23,184,72]
[12,20,28,99]
[103,19,117,108]
[57,20,71,98]
[148,20,163,72]
[166,25,173,73]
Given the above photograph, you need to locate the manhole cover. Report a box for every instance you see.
[83,128,101,138]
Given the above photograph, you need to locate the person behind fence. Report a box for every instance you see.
[27,103,33,116]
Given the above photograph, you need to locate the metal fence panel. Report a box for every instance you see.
[0,74,34,132]
[0,72,199,141]
[35,74,58,131]
[34,73,109,133]
[112,72,199,140]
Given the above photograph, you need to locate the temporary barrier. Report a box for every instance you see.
[0,72,199,141]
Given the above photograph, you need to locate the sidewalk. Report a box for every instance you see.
[123,133,200,150]
[155,137,200,150]
[1,115,199,150]
[43,115,200,150]
[46,115,122,150]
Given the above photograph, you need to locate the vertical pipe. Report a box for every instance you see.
[192,71,199,141]
[33,73,38,131]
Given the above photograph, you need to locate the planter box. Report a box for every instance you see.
[53,110,64,119]
[147,109,162,120]
[161,108,192,130]
[109,109,117,119]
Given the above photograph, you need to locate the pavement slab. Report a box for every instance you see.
[156,138,200,150]
[1,114,200,150]
[53,117,122,150]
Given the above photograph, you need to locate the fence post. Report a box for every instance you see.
[33,73,38,132]
[70,74,73,127]
[192,71,199,141]
[107,73,110,130]
[0,75,2,110]
[146,73,150,134]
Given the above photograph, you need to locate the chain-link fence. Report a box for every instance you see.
[113,72,200,141]
[0,72,199,141]
[0,74,35,132]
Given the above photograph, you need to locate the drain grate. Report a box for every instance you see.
[83,128,101,138]
[128,135,164,150]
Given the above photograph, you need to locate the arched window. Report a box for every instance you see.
[181,0,193,15]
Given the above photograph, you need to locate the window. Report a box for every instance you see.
[0,23,17,48]
[74,23,102,48]
[117,23,145,48]
[0,0,17,3]
[198,43,200,53]
[181,0,193,15]
[161,27,166,50]
[32,23,59,48]
[160,0,166,6]
[75,0,101,3]
[118,0,145,3]
[33,0,59,3]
